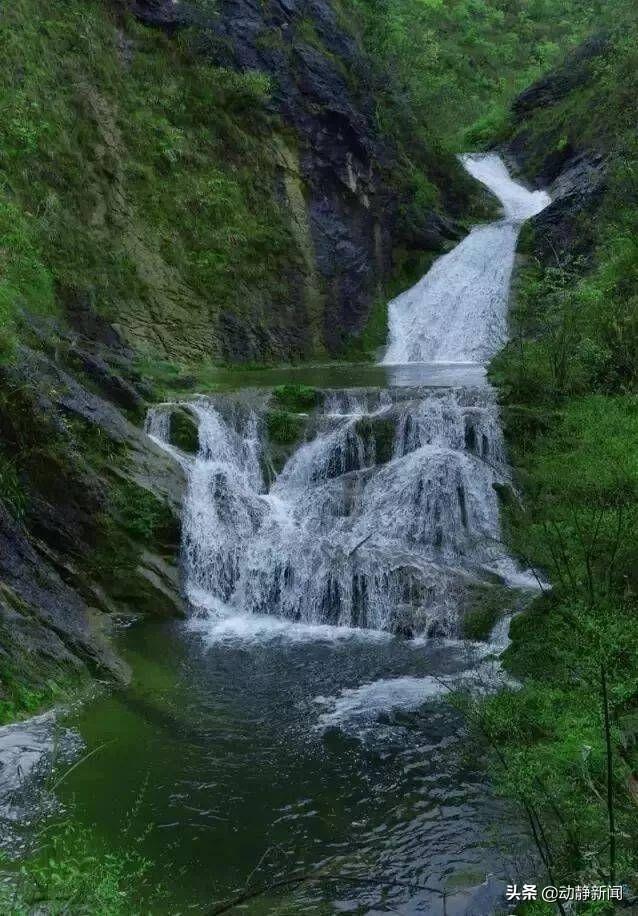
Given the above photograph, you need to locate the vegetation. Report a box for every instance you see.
[272,384,321,413]
[346,0,605,152]
[169,408,200,454]
[2,0,638,910]
[464,7,638,907]
[354,416,396,464]
[462,585,512,641]
[0,663,77,728]
[0,820,161,914]
[266,410,305,446]
[0,0,299,363]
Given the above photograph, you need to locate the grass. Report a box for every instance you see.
[0,819,161,915]
[0,0,301,362]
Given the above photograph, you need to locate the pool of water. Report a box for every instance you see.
[59,616,525,914]
[180,361,488,394]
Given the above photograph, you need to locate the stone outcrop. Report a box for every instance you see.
[505,35,611,261]
[116,0,470,358]
[0,311,187,698]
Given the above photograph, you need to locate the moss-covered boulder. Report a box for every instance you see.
[272,384,322,413]
[354,417,396,465]
[462,584,513,641]
[266,410,304,445]
[169,408,199,454]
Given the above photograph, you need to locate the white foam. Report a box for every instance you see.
[186,588,392,647]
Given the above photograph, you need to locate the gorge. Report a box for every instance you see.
[3,154,549,914]
[2,0,638,911]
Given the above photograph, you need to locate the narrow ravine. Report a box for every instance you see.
[6,154,550,914]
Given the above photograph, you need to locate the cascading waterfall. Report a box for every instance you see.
[382,153,550,365]
[148,153,550,639]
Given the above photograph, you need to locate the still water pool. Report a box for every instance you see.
[59,617,526,914]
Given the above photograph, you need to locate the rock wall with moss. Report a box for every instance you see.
[1,0,483,369]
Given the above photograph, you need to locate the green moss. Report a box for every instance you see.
[354,416,395,464]
[265,410,304,446]
[0,615,84,725]
[462,585,512,641]
[272,383,321,412]
[169,408,199,454]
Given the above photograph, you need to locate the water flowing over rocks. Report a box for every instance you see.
[150,385,523,638]
[383,154,550,365]
[147,154,549,642]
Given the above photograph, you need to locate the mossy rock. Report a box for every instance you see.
[272,384,321,413]
[266,409,304,445]
[169,408,199,454]
[462,584,513,641]
[354,417,395,464]
[493,481,518,509]
[263,409,310,477]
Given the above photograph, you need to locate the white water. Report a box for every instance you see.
[383,153,550,365]
[148,154,549,644]
[149,387,521,640]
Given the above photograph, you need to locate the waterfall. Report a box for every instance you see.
[382,153,550,365]
[148,154,550,639]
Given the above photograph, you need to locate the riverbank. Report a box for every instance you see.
[468,18,638,904]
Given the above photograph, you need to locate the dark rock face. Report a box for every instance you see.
[0,504,122,681]
[0,310,188,694]
[123,0,465,355]
[506,35,610,261]
[512,35,610,120]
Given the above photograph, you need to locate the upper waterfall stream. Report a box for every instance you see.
[383,153,550,365]
[55,154,550,915]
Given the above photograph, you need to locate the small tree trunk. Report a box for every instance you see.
[601,663,616,885]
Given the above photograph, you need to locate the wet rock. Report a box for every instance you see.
[69,347,145,415]
[0,506,123,680]
[169,407,199,454]
[0,712,82,831]
[0,344,187,689]
[505,35,611,261]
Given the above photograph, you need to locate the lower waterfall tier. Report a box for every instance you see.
[148,386,528,637]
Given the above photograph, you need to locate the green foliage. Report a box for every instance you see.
[0,0,299,361]
[347,0,600,150]
[492,9,638,404]
[266,410,304,445]
[272,384,321,413]
[0,822,156,915]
